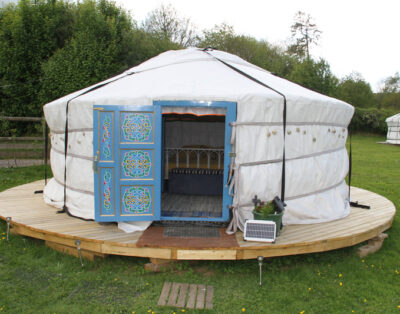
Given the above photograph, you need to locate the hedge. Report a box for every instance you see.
[349,107,398,135]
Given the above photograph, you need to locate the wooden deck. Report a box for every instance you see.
[0,180,396,260]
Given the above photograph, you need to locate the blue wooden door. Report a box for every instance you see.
[93,105,161,222]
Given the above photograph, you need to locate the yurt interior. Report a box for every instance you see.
[161,112,226,220]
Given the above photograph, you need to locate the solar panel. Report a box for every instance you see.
[244,220,276,243]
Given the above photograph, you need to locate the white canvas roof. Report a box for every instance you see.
[43,47,354,233]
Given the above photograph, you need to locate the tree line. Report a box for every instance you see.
[0,1,398,136]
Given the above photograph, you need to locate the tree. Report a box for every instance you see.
[200,23,297,78]
[39,0,137,104]
[288,11,321,60]
[289,58,338,96]
[0,0,189,136]
[0,0,74,135]
[201,23,235,49]
[335,72,375,108]
[143,4,198,47]
[39,1,181,106]
[376,72,400,109]
[380,72,400,94]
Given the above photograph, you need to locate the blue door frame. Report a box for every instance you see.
[154,100,237,222]
[93,101,236,223]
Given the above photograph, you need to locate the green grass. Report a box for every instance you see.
[0,134,399,313]
[0,165,52,192]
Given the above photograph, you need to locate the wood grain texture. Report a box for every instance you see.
[0,180,396,260]
[167,282,180,306]
[196,284,206,309]
[205,285,214,309]
[45,241,105,261]
[157,282,171,306]
[176,283,189,307]
[186,284,197,309]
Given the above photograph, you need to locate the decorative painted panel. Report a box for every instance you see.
[100,168,114,216]
[120,112,153,143]
[99,112,114,161]
[94,105,160,221]
[121,149,153,180]
[120,185,153,216]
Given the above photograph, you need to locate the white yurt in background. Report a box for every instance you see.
[43,48,354,233]
[386,113,400,144]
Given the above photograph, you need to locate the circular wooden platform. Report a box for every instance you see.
[0,180,396,260]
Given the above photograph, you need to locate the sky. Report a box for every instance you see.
[115,0,400,91]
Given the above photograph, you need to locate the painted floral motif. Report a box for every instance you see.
[123,186,151,214]
[102,114,112,159]
[122,113,152,142]
[103,169,112,212]
[122,150,152,178]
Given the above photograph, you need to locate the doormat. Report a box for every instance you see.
[158,282,213,310]
[163,226,220,238]
[136,227,239,248]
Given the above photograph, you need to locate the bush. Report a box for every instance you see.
[350,107,398,134]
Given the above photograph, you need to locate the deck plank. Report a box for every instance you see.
[205,285,214,309]
[176,283,189,308]
[196,284,206,309]
[157,282,171,306]
[186,284,197,309]
[167,282,180,306]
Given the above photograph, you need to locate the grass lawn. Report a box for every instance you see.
[0,134,399,313]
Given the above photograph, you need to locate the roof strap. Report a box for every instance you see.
[58,72,134,215]
[202,48,287,201]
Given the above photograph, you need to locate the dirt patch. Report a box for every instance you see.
[67,280,143,306]
[194,266,216,277]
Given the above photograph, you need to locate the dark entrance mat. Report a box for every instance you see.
[163,226,220,238]
[136,226,239,249]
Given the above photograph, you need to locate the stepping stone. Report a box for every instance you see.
[158,282,213,310]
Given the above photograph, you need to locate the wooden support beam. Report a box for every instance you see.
[45,240,106,261]
[144,258,177,272]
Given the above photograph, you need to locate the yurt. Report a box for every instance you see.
[43,48,354,233]
[386,113,400,144]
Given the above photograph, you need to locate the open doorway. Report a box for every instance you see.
[161,113,225,219]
